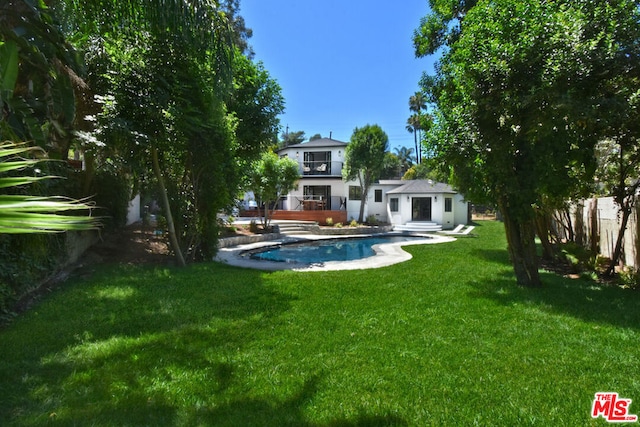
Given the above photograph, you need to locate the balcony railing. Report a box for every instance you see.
[299,160,343,176]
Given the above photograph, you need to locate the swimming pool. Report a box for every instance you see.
[247,235,432,264]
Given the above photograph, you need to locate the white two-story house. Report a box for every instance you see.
[277,138,348,211]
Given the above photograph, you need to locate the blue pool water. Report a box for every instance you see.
[248,235,430,264]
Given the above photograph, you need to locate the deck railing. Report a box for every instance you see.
[299,160,343,177]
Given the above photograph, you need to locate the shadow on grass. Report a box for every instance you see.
[1,263,409,425]
[0,263,293,424]
[186,374,408,426]
[468,270,640,330]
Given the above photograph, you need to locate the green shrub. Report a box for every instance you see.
[618,267,640,290]
[365,215,378,225]
[335,222,343,228]
[325,217,333,226]
[349,219,359,227]
[560,242,596,273]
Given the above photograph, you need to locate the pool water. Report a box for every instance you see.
[248,235,430,264]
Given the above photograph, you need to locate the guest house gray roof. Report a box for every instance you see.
[277,138,348,151]
[386,180,457,195]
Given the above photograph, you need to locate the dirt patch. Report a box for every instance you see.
[85,223,172,266]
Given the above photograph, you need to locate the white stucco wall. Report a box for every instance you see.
[126,194,141,225]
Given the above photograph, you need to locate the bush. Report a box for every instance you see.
[325,217,334,226]
[618,267,640,290]
[560,242,596,273]
[366,215,378,225]
[349,219,359,227]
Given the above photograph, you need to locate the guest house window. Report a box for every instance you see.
[445,197,452,212]
[374,189,382,203]
[390,198,399,212]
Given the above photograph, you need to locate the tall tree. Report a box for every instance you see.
[408,92,427,163]
[406,115,421,165]
[415,0,639,286]
[63,0,236,265]
[227,50,284,170]
[220,0,255,58]
[343,124,389,222]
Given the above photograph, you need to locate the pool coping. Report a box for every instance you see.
[214,232,457,271]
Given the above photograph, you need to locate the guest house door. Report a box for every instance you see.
[412,197,432,221]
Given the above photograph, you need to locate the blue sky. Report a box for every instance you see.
[240,1,436,152]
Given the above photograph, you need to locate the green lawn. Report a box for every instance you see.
[1,221,639,426]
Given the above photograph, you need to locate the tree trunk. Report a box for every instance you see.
[413,129,419,166]
[358,174,368,223]
[534,209,555,260]
[263,202,270,230]
[501,206,542,287]
[151,147,186,267]
[605,202,633,276]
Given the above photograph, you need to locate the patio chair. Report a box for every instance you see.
[438,224,475,236]
[438,224,464,235]
[461,225,475,234]
[315,163,327,172]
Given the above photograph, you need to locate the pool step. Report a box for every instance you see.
[393,221,442,232]
[276,223,312,235]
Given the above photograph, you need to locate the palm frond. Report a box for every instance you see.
[0,141,101,233]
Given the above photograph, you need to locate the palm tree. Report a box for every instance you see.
[406,114,421,164]
[408,92,427,163]
[394,146,415,174]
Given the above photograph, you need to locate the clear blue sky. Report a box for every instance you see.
[240,0,436,152]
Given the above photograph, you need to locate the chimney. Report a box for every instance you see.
[329,131,332,139]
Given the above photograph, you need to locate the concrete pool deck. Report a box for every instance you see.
[214,232,457,272]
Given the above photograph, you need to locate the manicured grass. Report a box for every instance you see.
[1,221,639,426]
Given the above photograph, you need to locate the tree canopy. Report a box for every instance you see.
[343,124,389,222]
[248,151,299,229]
[415,0,640,286]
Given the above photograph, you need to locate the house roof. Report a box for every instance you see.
[277,138,348,151]
[386,180,457,195]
